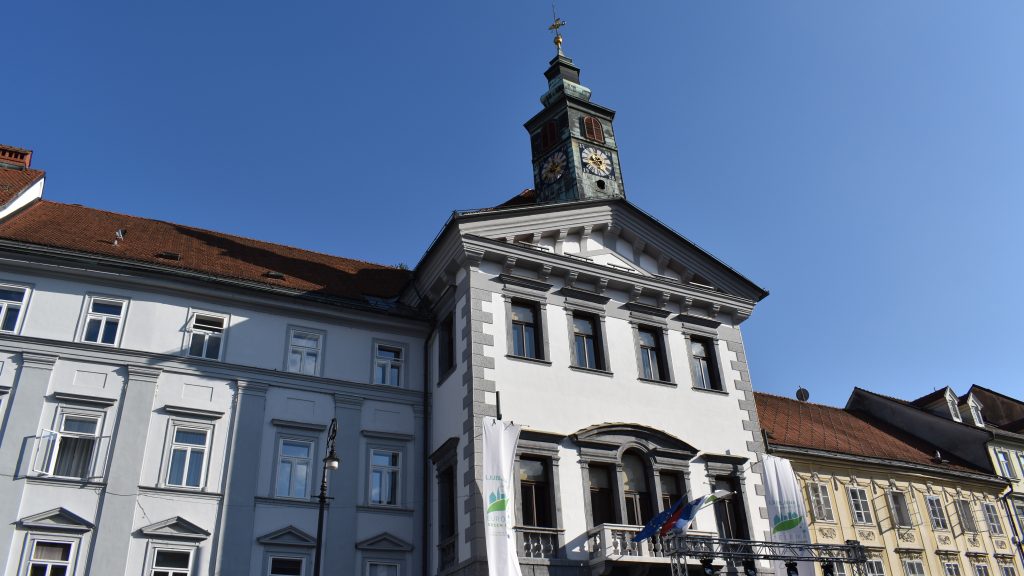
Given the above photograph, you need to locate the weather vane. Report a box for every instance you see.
[549,2,566,54]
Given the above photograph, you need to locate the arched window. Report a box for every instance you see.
[621,451,653,525]
[582,116,605,144]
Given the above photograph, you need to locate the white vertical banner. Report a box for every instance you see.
[762,455,813,576]
[481,416,524,576]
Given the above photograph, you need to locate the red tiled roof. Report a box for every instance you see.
[496,188,536,208]
[755,392,975,472]
[0,200,412,303]
[0,168,44,207]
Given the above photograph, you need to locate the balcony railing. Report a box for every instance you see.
[587,523,718,564]
[515,526,561,559]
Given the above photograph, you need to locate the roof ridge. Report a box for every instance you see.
[35,200,400,270]
[752,390,845,410]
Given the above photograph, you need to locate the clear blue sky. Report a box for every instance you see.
[6,2,1023,406]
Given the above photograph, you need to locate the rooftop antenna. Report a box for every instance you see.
[796,387,810,402]
[549,2,567,55]
[113,228,127,246]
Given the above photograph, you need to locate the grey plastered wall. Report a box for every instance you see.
[0,352,58,566]
[86,365,160,575]
[718,325,770,532]
[212,379,267,576]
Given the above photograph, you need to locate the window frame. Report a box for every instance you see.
[274,436,315,500]
[285,327,325,377]
[368,448,402,507]
[995,451,1016,479]
[149,546,193,576]
[567,309,609,372]
[866,560,886,576]
[35,407,106,480]
[955,498,978,533]
[946,562,964,576]
[0,281,31,335]
[184,310,228,361]
[161,420,213,490]
[581,115,606,144]
[888,490,914,528]
[518,455,555,528]
[634,324,672,383]
[371,340,406,387]
[506,298,547,362]
[904,560,927,576]
[78,294,129,347]
[20,535,79,576]
[999,564,1018,576]
[366,561,401,576]
[847,486,874,525]
[974,564,992,576]
[926,495,950,530]
[982,502,1003,535]
[687,333,724,392]
[267,554,306,576]
[808,482,836,523]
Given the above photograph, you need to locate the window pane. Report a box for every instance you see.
[641,351,654,380]
[175,429,207,445]
[84,318,101,342]
[154,549,191,569]
[523,325,536,358]
[377,346,401,360]
[205,335,221,359]
[168,448,186,484]
[91,300,123,315]
[277,460,293,496]
[302,352,317,374]
[638,329,657,347]
[589,465,611,489]
[185,449,204,486]
[1,306,19,331]
[53,436,94,477]
[512,324,525,357]
[573,316,594,336]
[101,319,119,344]
[584,337,596,369]
[188,333,206,357]
[390,366,401,385]
[520,459,547,482]
[270,557,304,576]
[282,441,310,458]
[368,564,399,576]
[0,287,25,302]
[63,416,98,434]
[375,363,387,384]
[288,350,302,372]
[372,451,398,467]
[33,541,71,561]
[292,331,320,348]
[193,315,224,331]
[511,304,534,324]
[621,453,648,493]
[292,461,309,497]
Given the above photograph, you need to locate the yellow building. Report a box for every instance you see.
[756,392,1022,576]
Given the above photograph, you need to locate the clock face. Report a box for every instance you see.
[580,146,613,177]
[540,150,567,184]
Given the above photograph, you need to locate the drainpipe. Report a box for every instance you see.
[422,329,432,576]
[1001,484,1024,569]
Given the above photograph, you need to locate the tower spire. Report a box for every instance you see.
[548,4,567,55]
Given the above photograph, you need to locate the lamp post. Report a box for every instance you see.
[313,417,340,576]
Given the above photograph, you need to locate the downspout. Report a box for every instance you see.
[1001,484,1024,569]
[416,280,434,576]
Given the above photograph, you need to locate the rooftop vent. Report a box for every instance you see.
[796,387,810,402]
[155,251,181,261]
[0,144,32,170]
[264,271,286,280]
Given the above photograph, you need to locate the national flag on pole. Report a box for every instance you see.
[632,496,686,543]
[632,490,733,543]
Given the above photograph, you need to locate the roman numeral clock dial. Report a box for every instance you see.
[580,146,613,177]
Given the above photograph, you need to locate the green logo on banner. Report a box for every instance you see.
[772,511,804,534]
[487,487,507,514]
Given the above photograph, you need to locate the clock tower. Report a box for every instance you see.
[526,33,626,204]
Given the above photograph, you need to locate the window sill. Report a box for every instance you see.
[506,354,552,366]
[638,377,675,388]
[26,475,105,488]
[569,365,613,377]
[255,496,320,509]
[357,504,415,516]
[140,485,223,500]
[691,386,728,396]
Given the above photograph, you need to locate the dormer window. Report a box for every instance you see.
[968,396,985,427]
[582,116,605,144]
[946,392,962,422]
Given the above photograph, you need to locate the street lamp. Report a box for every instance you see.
[313,417,340,576]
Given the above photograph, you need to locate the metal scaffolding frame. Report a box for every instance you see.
[666,535,868,576]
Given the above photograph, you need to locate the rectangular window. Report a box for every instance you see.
[808,483,835,522]
[946,563,964,576]
[0,285,27,333]
[904,561,926,576]
[166,427,208,488]
[27,540,73,576]
[367,563,399,576]
[660,473,684,512]
[572,313,602,370]
[956,499,978,533]
[369,449,400,506]
[713,476,750,540]
[1001,565,1018,576]
[1017,452,1024,479]
[276,439,312,499]
[438,465,456,539]
[510,301,541,359]
[50,414,100,478]
[889,491,913,528]
[690,336,721,390]
[637,327,667,381]
[151,549,191,576]
[847,487,873,524]
[866,561,886,576]
[187,313,225,360]
[589,464,615,527]
[287,329,322,376]
[982,502,1003,535]
[996,451,1016,479]
[373,344,403,386]
[927,495,949,530]
[519,457,553,527]
[81,297,126,345]
[269,556,304,576]
[438,312,455,376]
[975,565,991,576]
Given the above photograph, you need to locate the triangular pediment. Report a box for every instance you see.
[256,525,317,548]
[355,532,414,552]
[18,507,94,533]
[139,516,210,541]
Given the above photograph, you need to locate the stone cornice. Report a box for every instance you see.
[127,365,162,383]
[20,352,58,369]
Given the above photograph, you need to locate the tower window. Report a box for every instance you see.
[582,116,605,143]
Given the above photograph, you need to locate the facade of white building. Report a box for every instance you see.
[0,45,772,576]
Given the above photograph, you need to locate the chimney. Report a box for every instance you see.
[0,144,32,170]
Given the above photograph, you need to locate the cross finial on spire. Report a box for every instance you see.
[549,2,566,55]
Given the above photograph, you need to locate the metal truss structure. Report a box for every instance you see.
[666,535,868,576]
